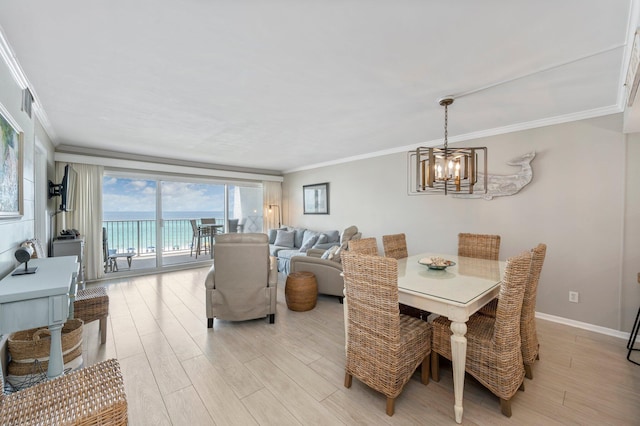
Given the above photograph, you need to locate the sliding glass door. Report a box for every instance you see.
[103,172,263,273]
[103,176,158,270]
[160,181,225,265]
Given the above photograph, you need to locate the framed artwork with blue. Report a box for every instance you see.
[0,103,24,218]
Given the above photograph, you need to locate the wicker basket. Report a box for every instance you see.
[285,271,318,311]
[7,318,84,376]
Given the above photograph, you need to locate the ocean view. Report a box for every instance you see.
[103,211,229,253]
[103,211,226,221]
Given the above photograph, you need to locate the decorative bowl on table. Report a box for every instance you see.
[418,257,456,270]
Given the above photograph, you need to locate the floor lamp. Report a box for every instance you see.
[268,205,281,228]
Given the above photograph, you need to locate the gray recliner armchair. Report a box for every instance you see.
[205,233,277,327]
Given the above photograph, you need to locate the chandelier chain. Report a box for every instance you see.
[444,103,448,151]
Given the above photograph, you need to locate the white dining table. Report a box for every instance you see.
[397,253,505,423]
[342,252,505,423]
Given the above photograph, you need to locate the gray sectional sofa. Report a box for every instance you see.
[268,226,341,274]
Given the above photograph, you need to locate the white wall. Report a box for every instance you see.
[283,114,636,332]
[0,57,35,277]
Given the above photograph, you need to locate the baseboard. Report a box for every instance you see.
[535,311,629,340]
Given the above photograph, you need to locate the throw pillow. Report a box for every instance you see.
[300,232,319,253]
[325,245,340,261]
[340,225,359,244]
[273,229,295,248]
[267,229,279,244]
[324,230,340,243]
[316,233,328,244]
[293,228,306,248]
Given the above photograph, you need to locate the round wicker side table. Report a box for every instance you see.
[285,271,318,311]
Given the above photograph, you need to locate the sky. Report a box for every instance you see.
[103,177,229,212]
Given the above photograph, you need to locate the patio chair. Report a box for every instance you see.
[103,227,134,271]
[190,219,209,257]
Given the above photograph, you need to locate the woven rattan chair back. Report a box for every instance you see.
[342,252,432,416]
[382,234,408,259]
[520,243,547,377]
[431,250,532,417]
[0,359,128,425]
[458,233,501,260]
[348,237,379,256]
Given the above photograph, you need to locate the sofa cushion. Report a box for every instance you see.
[274,230,295,248]
[276,249,303,260]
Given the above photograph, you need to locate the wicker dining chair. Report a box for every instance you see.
[382,233,430,320]
[431,250,532,418]
[458,233,501,260]
[0,359,128,425]
[348,237,379,256]
[342,252,432,416]
[477,243,547,379]
[382,233,408,260]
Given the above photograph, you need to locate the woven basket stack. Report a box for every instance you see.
[6,318,84,388]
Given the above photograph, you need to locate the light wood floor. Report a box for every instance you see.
[81,267,640,425]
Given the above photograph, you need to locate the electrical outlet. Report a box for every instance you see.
[569,291,579,303]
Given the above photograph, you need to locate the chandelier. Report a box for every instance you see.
[408,97,487,195]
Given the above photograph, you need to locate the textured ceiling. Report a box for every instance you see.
[0,1,633,173]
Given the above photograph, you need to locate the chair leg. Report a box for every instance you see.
[338,296,343,304]
[344,372,352,388]
[519,381,525,391]
[386,397,395,416]
[268,314,275,324]
[99,316,107,344]
[207,318,213,328]
[431,351,440,382]
[627,306,640,365]
[421,354,430,385]
[500,398,512,417]
[525,364,533,380]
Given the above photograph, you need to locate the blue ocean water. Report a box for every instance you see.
[103,211,225,221]
[103,211,226,253]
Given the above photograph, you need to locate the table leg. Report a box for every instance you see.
[47,323,64,379]
[450,320,468,424]
[343,287,348,355]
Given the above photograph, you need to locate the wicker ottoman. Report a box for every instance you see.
[285,271,318,311]
[74,286,109,344]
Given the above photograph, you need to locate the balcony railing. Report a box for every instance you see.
[103,218,224,256]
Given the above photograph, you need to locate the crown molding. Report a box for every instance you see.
[284,106,622,174]
[55,152,283,182]
[0,25,56,141]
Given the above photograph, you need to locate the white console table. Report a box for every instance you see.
[0,256,79,379]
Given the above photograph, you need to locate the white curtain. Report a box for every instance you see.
[263,181,282,230]
[55,162,104,281]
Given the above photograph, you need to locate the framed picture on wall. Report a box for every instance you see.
[303,182,329,214]
[0,103,24,219]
